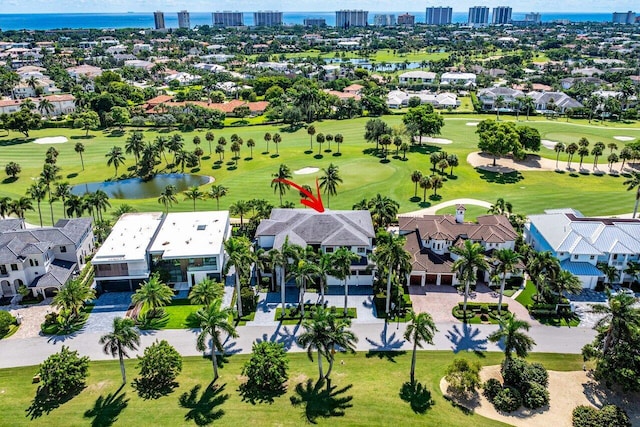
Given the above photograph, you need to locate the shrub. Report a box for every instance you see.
[572,405,598,427]
[0,310,15,335]
[501,358,529,390]
[134,340,182,399]
[445,358,481,398]
[598,405,631,426]
[240,286,257,314]
[527,363,549,388]
[523,381,549,409]
[38,346,89,398]
[483,378,502,401]
[240,341,289,402]
[572,404,631,427]
[492,387,522,413]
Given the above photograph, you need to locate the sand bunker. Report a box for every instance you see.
[294,167,320,175]
[33,136,68,145]
[614,136,635,142]
[466,122,480,126]
[414,136,453,145]
[541,139,561,150]
[442,366,640,427]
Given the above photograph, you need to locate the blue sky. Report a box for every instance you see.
[1,0,636,13]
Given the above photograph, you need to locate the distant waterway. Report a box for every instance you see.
[71,173,209,200]
[0,12,614,31]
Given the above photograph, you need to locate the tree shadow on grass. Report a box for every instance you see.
[332,152,342,157]
[409,196,421,203]
[304,150,313,155]
[67,173,78,179]
[0,137,34,147]
[70,135,96,140]
[132,376,179,400]
[26,385,85,419]
[429,194,442,201]
[179,383,229,426]
[2,176,18,184]
[313,154,323,159]
[399,381,435,414]
[238,381,287,405]
[476,168,523,184]
[83,385,129,427]
[290,379,353,424]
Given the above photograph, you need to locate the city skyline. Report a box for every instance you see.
[0,0,637,14]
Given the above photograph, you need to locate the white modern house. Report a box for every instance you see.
[255,209,376,288]
[524,209,640,288]
[398,71,436,85]
[0,218,94,299]
[440,72,477,86]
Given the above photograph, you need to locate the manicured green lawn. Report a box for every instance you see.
[1,115,638,227]
[162,299,202,329]
[0,351,583,426]
[515,281,537,308]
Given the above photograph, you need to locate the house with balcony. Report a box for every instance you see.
[255,209,376,288]
[0,217,94,299]
[524,209,640,289]
[477,87,525,111]
[399,206,519,287]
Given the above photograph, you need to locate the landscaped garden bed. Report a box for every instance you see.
[373,293,413,322]
[40,304,94,335]
[274,304,357,325]
[451,302,510,324]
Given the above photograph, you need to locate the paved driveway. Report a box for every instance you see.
[83,292,133,333]
[409,284,537,324]
[1,299,55,339]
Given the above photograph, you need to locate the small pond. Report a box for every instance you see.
[71,173,210,200]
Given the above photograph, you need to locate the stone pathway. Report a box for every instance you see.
[1,299,55,339]
[82,292,133,333]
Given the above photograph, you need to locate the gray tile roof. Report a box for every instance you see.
[0,219,24,233]
[30,259,76,289]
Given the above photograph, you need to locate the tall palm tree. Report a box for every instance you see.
[125,131,145,168]
[195,299,238,382]
[65,194,84,218]
[205,131,215,154]
[374,231,411,315]
[99,317,140,384]
[131,273,173,318]
[547,270,582,301]
[566,142,579,169]
[0,196,11,219]
[291,258,320,317]
[623,261,640,284]
[38,98,55,116]
[623,171,640,218]
[183,186,204,211]
[278,238,302,317]
[323,314,358,380]
[52,278,96,318]
[404,311,437,384]
[367,194,399,229]
[591,293,640,354]
[271,164,292,207]
[331,247,360,316]
[410,170,423,198]
[429,175,443,197]
[263,132,272,153]
[273,133,282,155]
[554,142,565,169]
[451,240,488,315]
[319,163,342,208]
[106,146,125,177]
[591,142,605,170]
[154,136,169,165]
[189,278,224,306]
[307,125,316,151]
[246,138,255,158]
[488,316,535,363]
[74,142,85,171]
[9,197,34,224]
[92,190,111,221]
[488,198,513,216]
[316,133,325,155]
[334,133,344,154]
[54,182,71,219]
[229,200,250,228]
[40,163,60,225]
[578,146,590,169]
[158,185,178,213]
[223,236,254,318]
[419,175,431,203]
[208,185,228,210]
[597,262,620,287]
[297,307,332,379]
[493,248,521,315]
[26,181,47,227]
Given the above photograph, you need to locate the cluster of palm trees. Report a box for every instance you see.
[352,194,400,229]
[557,137,640,174]
[270,163,343,209]
[410,170,444,203]
[373,230,412,315]
[521,246,583,303]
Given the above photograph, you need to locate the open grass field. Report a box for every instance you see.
[0,114,638,225]
[281,48,450,64]
[0,351,584,426]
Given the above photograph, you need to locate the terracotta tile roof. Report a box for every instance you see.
[145,98,269,114]
[399,214,517,244]
[404,230,455,274]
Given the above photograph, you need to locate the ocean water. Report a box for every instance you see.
[0,12,614,31]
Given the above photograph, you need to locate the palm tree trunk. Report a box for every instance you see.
[385,269,393,315]
[344,279,348,317]
[463,280,470,315]
[212,342,219,381]
[119,349,126,384]
[633,194,639,219]
[235,271,243,318]
[36,203,43,227]
[410,340,417,384]
[317,348,324,379]
[280,266,286,318]
[498,274,506,315]
[299,284,305,316]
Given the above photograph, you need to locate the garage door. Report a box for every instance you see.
[440,275,453,285]
[426,274,438,285]
[410,275,422,286]
[99,280,131,292]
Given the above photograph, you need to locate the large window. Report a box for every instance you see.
[60,246,67,253]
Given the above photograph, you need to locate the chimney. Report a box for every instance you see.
[455,204,466,223]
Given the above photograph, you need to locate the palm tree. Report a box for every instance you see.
[323,314,358,380]
[106,146,125,177]
[158,185,178,213]
[38,98,55,116]
[271,164,292,206]
[488,198,513,216]
[591,293,640,355]
[554,142,565,170]
[205,131,215,154]
[26,181,47,227]
[410,170,422,198]
[208,185,228,210]
[0,196,11,219]
[404,311,437,384]
[154,136,169,165]
[319,163,342,208]
[246,138,255,158]
[223,236,254,318]
[591,142,605,170]
[125,131,144,167]
[9,197,34,224]
[547,270,582,301]
[331,247,360,316]
[578,146,590,169]
[278,238,302,317]
[334,133,344,154]
[623,171,640,218]
[307,125,316,151]
[418,175,431,203]
[195,299,238,382]
[429,175,443,197]
[566,142,579,169]
[131,273,173,318]
[374,231,411,315]
[52,278,96,318]
[494,95,505,120]
[291,258,320,317]
[367,194,400,229]
[54,181,71,219]
[183,186,204,211]
[624,261,640,284]
[297,307,332,379]
[189,278,224,306]
[99,317,140,384]
[92,190,111,221]
[493,248,521,315]
[451,240,488,315]
[263,132,272,153]
[229,200,250,228]
[488,316,535,362]
[273,133,282,155]
[597,262,620,287]
[316,133,325,155]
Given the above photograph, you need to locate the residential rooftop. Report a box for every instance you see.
[92,212,163,264]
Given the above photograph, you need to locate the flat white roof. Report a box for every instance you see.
[148,211,230,259]
[92,212,163,263]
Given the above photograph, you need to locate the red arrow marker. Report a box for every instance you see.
[272,177,325,213]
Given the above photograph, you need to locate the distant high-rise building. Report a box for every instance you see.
[525,12,542,23]
[153,11,165,30]
[374,14,396,26]
[213,11,244,26]
[468,6,489,25]
[425,7,452,25]
[397,13,416,26]
[177,10,190,29]
[254,11,283,26]
[336,10,369,28]
[612,11,636,24]
[492,6,512,24]
[303,18,327,27]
